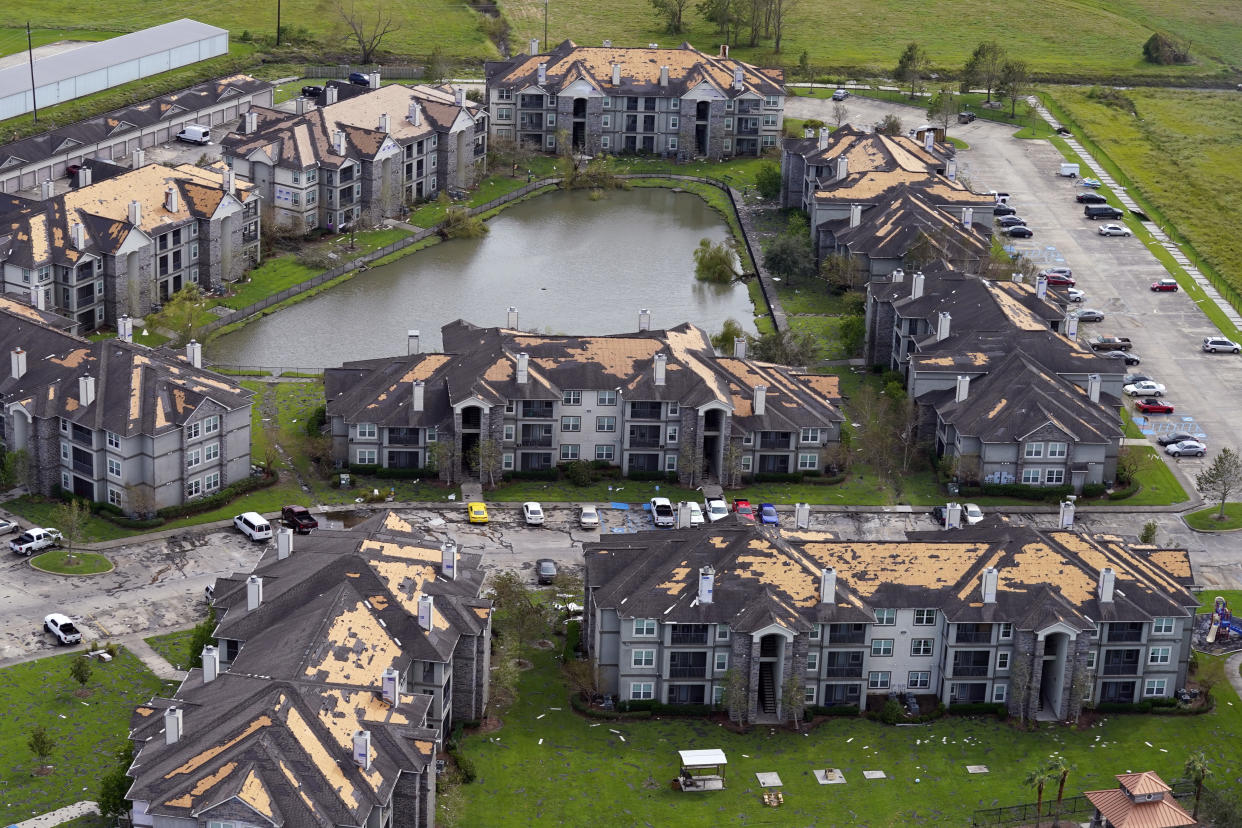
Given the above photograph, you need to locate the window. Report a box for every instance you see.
[596,444,615,461]
[669,116,679,129]
[666,426,678,444]
[561,416,581,432]
[1022,467,1042,484]
[597,390,617,406]
[763,114,778,127]
[205,472,220,492]
[913,609,936,626]
[107,458,122,478]
[804,685,817,703]
[356,448,377,464]
[1148,646,1171,665]
[601,136,610,149]
[667,403,679,416]
[713,685,725,704]
[497,88,512,101]
[716,625,730,641]
[997,652,1010,670]
[60,442,69,461]
[602,114,611,128]
[61,472,69,489]
[596,416,616,432]
[357,422,377,439]
[874,608,896,626]
[665,455,677,472]
[560,444,580,460]
[908,671,930,689]
[668,137,678,150]
[630,682,654,700]
[1024,442,1044,458]
[1045,468,1065,484]
[501,452,514,470]
[1152,617,1175,635]
[105,431,120,450]
[426,427,437,443]
[671,98,679,110]
[498,107,512,120]
[61,418,69,433]
[505,401,516,414]
[632,649,655,668]
[742,431,753,445]
[189,267,199,283]
[806,652,818,672]
[1047,441,1067,458]
[562,390,582,406]
[1087,651,1097,670]
[715,652,728,671]
[186,448,201,469]
[999,623,1013,640]
[546,135,556,149]
[764,95,779,107]
[809,624,820,640]
[186,478,202,498]
[993,684,1008,703]
[724,118,733,130]
[871,639,894,657]
[725,101,734,112]
[107,487,122,506]
[798,453,818,470]
[740,456,753,472]
[910,638,933,657]
[503,424,515,441]
[207,821,236,828]
[186,421,201,440]
[799,428,822,444]
[633,619,656,637]
[868,671,891,690]
[190,243,199,260]
[1144,679,1167,697]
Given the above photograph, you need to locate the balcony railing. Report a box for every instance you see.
[1106,629,1143,643]
[955,631,992,644]
[828,630,866,645]
[629,438,661,449]
[668,667,707,679]
[669,631,708,646]
[823,666,864,678]
[71,460,94,475]
[387,428,420,446]
[951,665,989,677]
[1101,664,1139,676]
[758,437,790,450]
[518,437,553,448]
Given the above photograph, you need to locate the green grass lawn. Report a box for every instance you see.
[29,549,114,575]
[486,478,703,505]
[732,465,942,507]
[144,629,197,671]
[1185,503,1242,532]
[0,27,116,58]
[0,649,166,823]
[456,645,1242,826]
[1124,449,1189,507]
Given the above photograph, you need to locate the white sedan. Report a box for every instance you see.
[1124,381,1166,397]
[522,501,544,525]
[686,502,705,526]
[578,505,599,529]
[1098,223,1132,237]
[1065,288,1085,303]
[963,503,985,525]
[704,498,729,522]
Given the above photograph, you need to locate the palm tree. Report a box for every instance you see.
[1024,764,1055,828]
[1184,751,1212,820]
[1045,756,1073,823]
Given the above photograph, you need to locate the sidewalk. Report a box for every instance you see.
[122,632,190,682]
[13,801,98,828]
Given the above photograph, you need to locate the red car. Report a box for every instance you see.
[1151,279,1179,292]
[732,499,756,521]
[1044,273,1075,287]
[1135,398,1174,414]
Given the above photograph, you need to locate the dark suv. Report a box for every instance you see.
[281,505,319,534]
[301,85,324,98]
[348,71,371,86]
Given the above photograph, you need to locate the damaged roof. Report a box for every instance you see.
[911,327,1120,377]
[485,39,784,99]
[586,521,1196,635]
[0,297,252,436]
[784,124,952,174]
[830,188,991,265]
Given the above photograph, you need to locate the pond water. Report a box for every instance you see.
[205,187,758,368]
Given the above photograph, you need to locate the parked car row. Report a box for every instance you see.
[1121,371,1210,457]
[931,503,985,526]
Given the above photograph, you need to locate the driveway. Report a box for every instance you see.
[786,93,1240,486]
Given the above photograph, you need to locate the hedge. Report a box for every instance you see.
[569,693,651,719]
[753,472,804,483]
[501,469,559,481]
[618,700,720,716]
[1094,697,1212,715]
[374,465,438,480]
[155,472,278,520]
[563,620,581,661]
[946,702,1006,717]
[624,470,679,483]
[957,483,1073,502]
[808,704,860,717]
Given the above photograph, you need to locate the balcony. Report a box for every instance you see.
[1101,664,1140,676]
[387,428,421,446]
[1106,625,1144,643]
[758,435,791,450]
[827,627,866,645]
[737,101,760,115]
[951,665,989,677]
[520,402,555,419]
[518,437,553,448]
[955,630,992,645]
[71,459,94,476]
[668,666,707,679]
[737,124,760,136]
[629,437,661,449]
[823,666,864,678]
[670,627,708,646]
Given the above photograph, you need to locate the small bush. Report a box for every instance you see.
[563,620,581,661]
[877,698,904,724]
[440,207,488,239]
[305,405,327,436]
[1143,32,1191,65]
[808,704,860,717]
[1140,520,1159,544]
[754,161,782,200]
[155,472,277,520]
[501,469,559,481]
[947,702,1006,717]
[1081,483,1108,498]
[565,461,593,487]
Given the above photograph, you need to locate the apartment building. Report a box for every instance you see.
[323,315,843,484]
[485,39,785,159]
[0,161,259,327]
[125,512,482,826]
[222,81,487,230]
[0,296,253,511]
[584,520,1196,724]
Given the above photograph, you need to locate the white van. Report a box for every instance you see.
[234,511,273,541]
[176,124,211,145]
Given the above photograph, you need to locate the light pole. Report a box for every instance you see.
[543,0,548,50]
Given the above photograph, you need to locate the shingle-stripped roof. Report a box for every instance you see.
[830,188,990,264]
[0,297,252,436]
[587,522,1196,633]
[486,39,784,99]
[910,327,1117,377]
[785,124,952,174]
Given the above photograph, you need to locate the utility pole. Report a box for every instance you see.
[543,0,548,50]
[26,22,38,123]
[276,0,283,46]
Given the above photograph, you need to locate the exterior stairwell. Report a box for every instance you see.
[758,664,777,716]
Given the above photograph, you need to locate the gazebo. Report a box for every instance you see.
[675,749,728,792]
[1085,771,1199,827]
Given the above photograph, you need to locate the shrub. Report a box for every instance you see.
[754,161,782,200]
[440,207,488,239]
[947,702,1006,717]
[624,470,678,482]
[754,472,804,483]
[1142,32,1191,65]
[563,620,581,660]
[372,465,438,480]
[305,405,327,436]
[564,460,593,487]
[1081,483,1108,498]
[501,469,559,481]
[877,698,905,724]
[1107,484,1140,500]
[808,704,860,717]
[1140,520,1159,544]
[155,472,277,520]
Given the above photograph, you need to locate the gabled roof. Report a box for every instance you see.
[910,327,1119,377]
[1086,771,1197,828]
[830,188,990,264]
[485,39,784,99]
[784,124,951,173]
[0,297,252,436]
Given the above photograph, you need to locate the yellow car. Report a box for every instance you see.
[467,502,489,524]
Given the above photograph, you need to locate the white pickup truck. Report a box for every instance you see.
[10,527,62,556]
[649,497,676,528]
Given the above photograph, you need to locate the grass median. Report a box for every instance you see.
[1185,503,1242,532]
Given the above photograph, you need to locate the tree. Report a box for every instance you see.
[1024,763,1055,828]
[650,0,691,33]
[838,316,865,357]
[722,666,748,724]
[1009,647,1032,725]
[562,658,596,698]
[1045,756,1073,822]
[754,161,782,199]
[821,250,861,293]
[770,0,798,52]
[962,41,1005,103]
[52,498,90,567]
[98,759,132,818]
[711,318,746,352]
[1184,751,1212,821]
[69,655,93,690]
[764,232,815,286]
[1140,520,1158,543]
[0,447,31,490]
[336,0,399,64]
[430,439,463,484]
[875,113,903,136]
[797,50,810,82]
[678,441,705,488]
[693,238,738,283]
[750,329,819,366]
[894,42,930,99]
[720,440,745,488]
[28,725,54,768]
[832,100,848,128]
[1197,447,1242,518]
[697,0,740,41]
[187,605,217,670]
[427,47,448,84]
[998,59,1030,117]
[926,88,957,134]
[469,439,503,488]
[779,674,805,730]
[149,283,207,347]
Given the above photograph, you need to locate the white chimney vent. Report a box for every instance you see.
[1098,567,1116,603]
[962,207,974,228]
[70,223,85,250]
[202,645,219,683]
[40,179,53,200]
[795,502,811,529]
[516,352,529,384]
[946,501,962,529]
[78,167,92,187]
[698,566,715,604]
[529,38,540,55]
[418,594,435,631]
[441,539,457,580]
[836,155,848,181]
[733,337,747,359]
[955,374,969,403]
[804,127,815,139]
[382,668,400,705]
[128,200,142,226]
[79,375,96,408]
[334,130,347,155]
[277,527,293,559]
[455,87,465,107]
[1036,275,1048,299]
[603,39,612,47]
[732,66,744,90]
[1088,373,1101,404]
[911,271,925,300]
[1065,313,1079,341]
[10,347,26,380]
[981,567,998,604]
[132,148,146,168]
[165,185,179,213]
[653,353,666,386]
[118,316,133,343]
[412,380,425,412]
[753,385,766,416]
[369,71,380,90]
[611,63,621,86]
[820,567,836,604]
[924,129,934,152]
[164,706,183,745]
[244,110,258,133]
[849,203,861,228]
[817,127,829,150]
[1059,498,1076,529]
[185,339,202,368]
[936,311,951,342]
[676,501,693,529]
[247,575,263,611]
[353,729,372,769]
[407,329,420,355]
[326,85,339,105]
[507,306,519,329]
[659,66,669,87]
[638,308,651,331]
[379,112,389,133]
[295,97,308,115]
[224,169,236,195]
[648,42,659,49]
[537,63,548,86]
[891,268,905,283]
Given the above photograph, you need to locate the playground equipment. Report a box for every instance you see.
[1206,596,1242,643]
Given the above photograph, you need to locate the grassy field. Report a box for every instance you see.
[1124,448,1189,507]
[144,628,198,671]
[1049,88,1242,307]
[1185,503,1242,531]
[455,644,1241,826]
[0,27,116,57]
[0,649,166,824]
